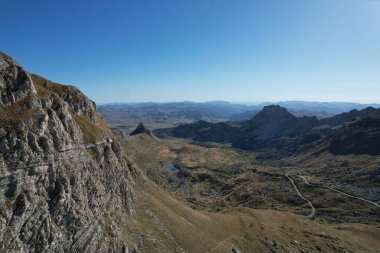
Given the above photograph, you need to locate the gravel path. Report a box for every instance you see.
[286,174,315,219]
[298,175,380,209]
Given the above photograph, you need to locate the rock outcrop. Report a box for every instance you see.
[0,52,137,252]
[0,52,36,105]
[130,123,152,136]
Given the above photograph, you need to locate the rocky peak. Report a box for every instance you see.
[0,52,137,252]
[29,73,100,124]
[0,52,36,105]
[242,105,297,133]
[130,122,152,136]
[251,105,296,122]
[233,105,319,150]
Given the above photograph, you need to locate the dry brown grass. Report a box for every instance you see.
[123,136,244,172]
[0,96,38,128]
[123,135,380,224]
[98,114,114,137]
[131,171,380,253]
[30,73,66,97]
[123,135,380,252]
[72,113,113,143]
[31,73,89,106]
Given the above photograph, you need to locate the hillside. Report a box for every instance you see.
[326,118,380,155]
[233,105,319,150]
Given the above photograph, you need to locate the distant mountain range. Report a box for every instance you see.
[99,101,379,130]
[154,105,380,156]
[259,101,380,114]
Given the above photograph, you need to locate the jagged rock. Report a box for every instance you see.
[0,52,137,252]
[130,123,152,136]
[0,52,36,105]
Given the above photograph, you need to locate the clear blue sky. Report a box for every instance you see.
[1,0,379,104]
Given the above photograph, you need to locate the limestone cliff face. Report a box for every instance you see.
[0,52,137,252]
[0,53,36,105]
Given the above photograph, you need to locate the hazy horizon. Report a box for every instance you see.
[98,100,380,107]
[1,0,379,104]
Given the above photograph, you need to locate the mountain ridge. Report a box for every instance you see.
[99,101,379,130]
[155,104,380,154]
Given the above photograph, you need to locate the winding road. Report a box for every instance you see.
[298,175,312,186]
[285,174,316,219]
[298,176,380,209]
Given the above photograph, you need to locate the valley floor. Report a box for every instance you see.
[121,133,380,252]
[130,166,380,253]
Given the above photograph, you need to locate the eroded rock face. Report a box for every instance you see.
[0,52,36,105]
[130,123,151,136]
[0,52,137,252]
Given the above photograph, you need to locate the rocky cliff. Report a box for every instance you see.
[0,52,137,252]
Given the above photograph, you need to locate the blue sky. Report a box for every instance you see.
[1,0,379,104]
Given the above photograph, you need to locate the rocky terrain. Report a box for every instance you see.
[0,52,140,252]
[2,51,380,253]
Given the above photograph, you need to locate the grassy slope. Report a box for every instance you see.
[130,169,380,253]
